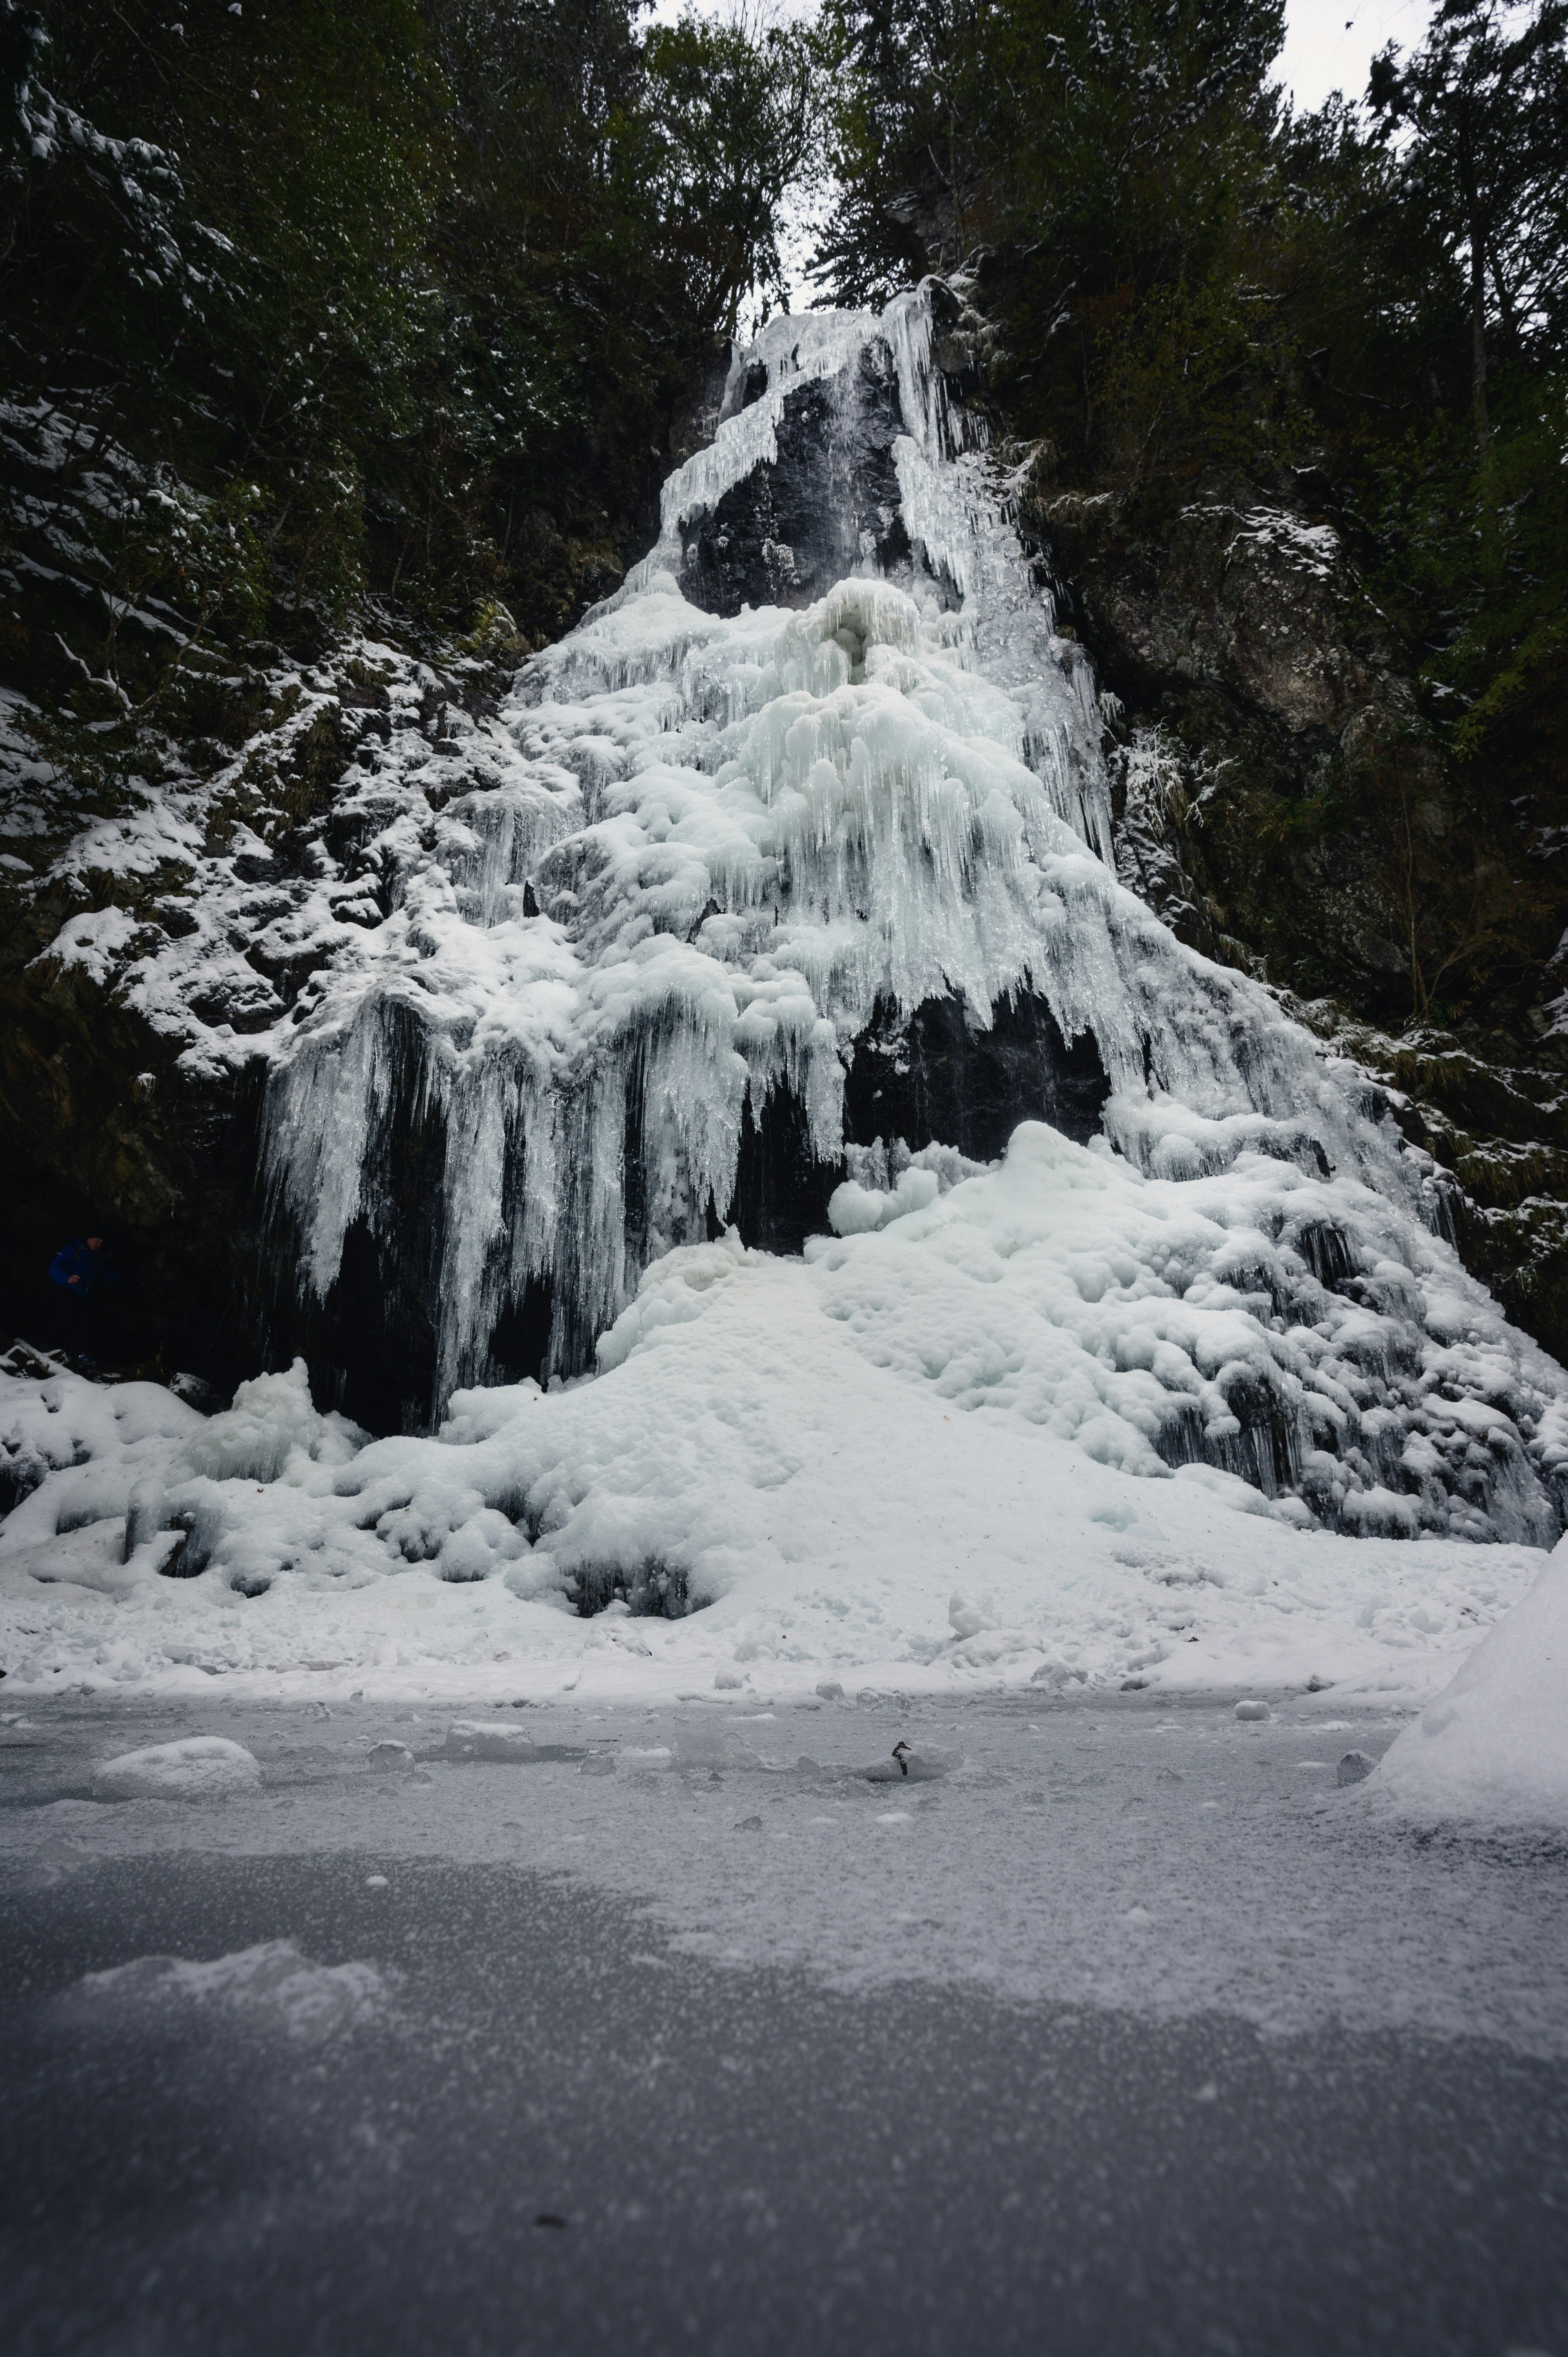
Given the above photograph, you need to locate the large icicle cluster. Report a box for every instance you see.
[246,286,1568,1543]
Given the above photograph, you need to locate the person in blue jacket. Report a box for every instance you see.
[49,1233,118,1367]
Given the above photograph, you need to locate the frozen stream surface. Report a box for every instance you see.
[3,1686,1565,2356]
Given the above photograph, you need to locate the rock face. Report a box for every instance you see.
[0,630,525,1417]
[843,992,1111,1163]
[677,345,914,616]
[1033,471,1452,1007]
[1029,467,1568,1364]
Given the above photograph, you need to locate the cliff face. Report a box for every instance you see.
[0,627,524,1412]
[1023,463,1568,1365]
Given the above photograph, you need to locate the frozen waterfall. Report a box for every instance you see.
[258,284,1568,1545]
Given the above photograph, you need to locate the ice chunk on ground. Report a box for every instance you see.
[441,1720,538,1761]
[1372,1534,1568,1830]
[65,1940,390,2040]
[92,1737,261,1800]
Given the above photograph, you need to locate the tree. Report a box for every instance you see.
[1368,0,1568,463]
[643,10,818,337]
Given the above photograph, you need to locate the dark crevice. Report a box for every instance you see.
[844,988,1110,1162]
[568,1559,693,1619]
[724,1085,842,1255]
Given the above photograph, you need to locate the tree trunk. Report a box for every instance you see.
[1467,208,1490,459]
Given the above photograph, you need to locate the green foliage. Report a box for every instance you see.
[1369,372,1568,759]
[813,0,1288,424]
[0,0,820,753]
[643,11,818,336]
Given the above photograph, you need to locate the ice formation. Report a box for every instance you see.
[262,290,1136,1390]
[7,279,1568,1662]
[241,285,1568,1543]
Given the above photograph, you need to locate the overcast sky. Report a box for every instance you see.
[646,0,1440,111]
[1275,0,1433,109]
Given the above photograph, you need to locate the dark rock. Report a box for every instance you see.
[724,1083,841,1255]
[1336,1750,1375,1785]
[844,988,1110,1161]
[678,345,913,618]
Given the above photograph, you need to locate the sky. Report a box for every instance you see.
[646,0,1441,110]
[1274,0,1433,110]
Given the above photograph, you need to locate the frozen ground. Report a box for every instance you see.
[2,1685,1565,2356]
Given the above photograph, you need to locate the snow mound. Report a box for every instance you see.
[0,1356,203,1527]
[1372,1534,1568,1831]
[0,1119,1560,1703]
[92,1736,261,1800]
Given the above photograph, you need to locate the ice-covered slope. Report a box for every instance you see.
[240,286,1567,1544]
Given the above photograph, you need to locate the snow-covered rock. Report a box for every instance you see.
[92,1736,261,1800]
[1372,1534,1568,1831]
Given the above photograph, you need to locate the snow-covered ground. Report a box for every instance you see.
[1,1126,1552,1739]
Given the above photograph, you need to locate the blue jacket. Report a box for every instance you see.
[50,1240,118,1295]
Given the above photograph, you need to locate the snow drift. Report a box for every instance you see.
[1372,1532,1568,1832]
[1,1124,1559,1706]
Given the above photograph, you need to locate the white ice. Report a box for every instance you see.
[1372,1531,1568,1832]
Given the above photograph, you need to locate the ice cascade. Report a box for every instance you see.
[256,285,1568,1542]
